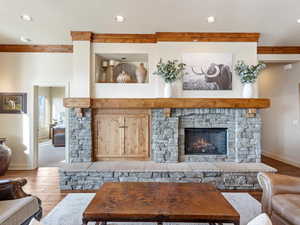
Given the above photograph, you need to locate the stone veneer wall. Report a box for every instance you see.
[69,108,92,162]
[60,170,261,190]
[152,109,261,163]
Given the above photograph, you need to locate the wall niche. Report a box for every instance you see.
[95,53,149,84]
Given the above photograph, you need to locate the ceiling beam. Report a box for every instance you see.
[71,31,92,41]
[71,31,260,43]
[258,46,300,54]
[156,32,260,42]
[0,45,73,53]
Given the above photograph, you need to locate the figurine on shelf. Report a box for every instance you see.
[101,61,108,82]
[135,63,147,83]
[117,71,132,83]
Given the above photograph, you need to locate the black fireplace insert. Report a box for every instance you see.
[184,128,227,155]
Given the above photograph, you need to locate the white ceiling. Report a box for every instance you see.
[1,0,300,45]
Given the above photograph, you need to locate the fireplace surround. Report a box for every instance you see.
[68,107,262,164]
[151,108,261,163]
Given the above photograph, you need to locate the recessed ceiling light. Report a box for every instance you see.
[20,36,31,43]
[297,18,300,24]
[114,15,125,23]
[21,14,32,21]
[207,16,215,23]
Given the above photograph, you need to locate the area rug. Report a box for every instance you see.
[42,193,261,225]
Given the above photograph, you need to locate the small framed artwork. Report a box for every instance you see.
[0,93,27,114]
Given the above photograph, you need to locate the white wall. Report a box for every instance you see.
[38,87,51,139]
[0,53,72,169]
[50,87,65,124]
[259,62,300,167]
[92,42,258,98]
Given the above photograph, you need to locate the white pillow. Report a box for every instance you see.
[29,218,44,225]
[247,213,272,225]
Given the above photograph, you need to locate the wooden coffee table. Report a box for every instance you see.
[83,182,240,225]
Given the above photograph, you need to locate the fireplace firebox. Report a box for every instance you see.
[184,128,227,155]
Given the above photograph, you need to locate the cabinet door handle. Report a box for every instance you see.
[119,126,128,128]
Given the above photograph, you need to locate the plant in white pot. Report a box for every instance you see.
[234,60,266,98]
[154,59,186,98]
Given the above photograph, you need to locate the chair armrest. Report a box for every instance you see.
[258,172,300,214]
[0,178,30,201]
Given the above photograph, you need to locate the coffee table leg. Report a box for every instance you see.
[82,218,88,225]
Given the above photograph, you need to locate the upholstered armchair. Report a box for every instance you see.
[258,172,300,225]
[0,178,42,225]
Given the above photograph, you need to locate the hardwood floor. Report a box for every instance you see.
[1,156,300,217]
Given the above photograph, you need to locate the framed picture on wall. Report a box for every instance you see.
[182,53,233,90]
[0,93,27,114]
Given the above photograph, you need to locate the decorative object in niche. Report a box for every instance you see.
[136,63,147,83]
[0,138,12,176]
[154,59,186,98]
[0,93,27,114]
[182,53,232,90]
[96,53,149,83]
[234,60,266,98]
[114,62,137,83]
[117,71,132,83]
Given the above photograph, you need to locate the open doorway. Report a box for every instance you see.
[37,86,66,167]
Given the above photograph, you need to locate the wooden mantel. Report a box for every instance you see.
[64,98,270,109]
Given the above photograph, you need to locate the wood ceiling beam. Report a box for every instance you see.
[257,46,300,54]
[71,31,93,41]
[88,32,260,43]
[0,45,73,53]
[156,32,260,42]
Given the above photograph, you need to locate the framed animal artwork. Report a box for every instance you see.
[182,53,233,90]
[0,93,27,114]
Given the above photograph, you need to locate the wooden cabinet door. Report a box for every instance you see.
[94,114,124,160]
[124,114,149,159]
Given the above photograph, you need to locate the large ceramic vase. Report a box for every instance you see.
[243,83,254,98]
[0,138,12,176]
[164,83,172,98]
[136,63,147,83]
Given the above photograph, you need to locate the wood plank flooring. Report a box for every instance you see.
[1,156,300,217]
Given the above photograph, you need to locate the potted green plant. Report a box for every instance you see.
[234,60,266,98]
[154,59,186,97]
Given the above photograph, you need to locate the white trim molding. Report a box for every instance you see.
[9,163,35,170]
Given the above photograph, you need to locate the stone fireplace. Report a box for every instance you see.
[61,98,276,191]
[151,108,261,163]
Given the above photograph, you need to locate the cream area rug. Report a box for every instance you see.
[42,193,261,225]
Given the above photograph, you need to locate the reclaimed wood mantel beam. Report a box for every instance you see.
[64,98,270,109]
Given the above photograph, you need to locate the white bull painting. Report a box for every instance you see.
[182,53,233,90]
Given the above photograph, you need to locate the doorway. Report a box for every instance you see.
[37,86,66,167]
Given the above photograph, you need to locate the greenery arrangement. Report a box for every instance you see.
[153,59,186,83]
[234,60,266,84]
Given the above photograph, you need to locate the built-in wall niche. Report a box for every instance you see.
[95,53,149,84]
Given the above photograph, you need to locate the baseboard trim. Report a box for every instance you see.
[8,164,34,170]
[263,151,300,168]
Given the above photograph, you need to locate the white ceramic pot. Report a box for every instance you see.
[243,83,253,98]
[164,83,172,98]
[136,63,147,83]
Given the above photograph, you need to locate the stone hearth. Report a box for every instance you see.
[59,161,276,190]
